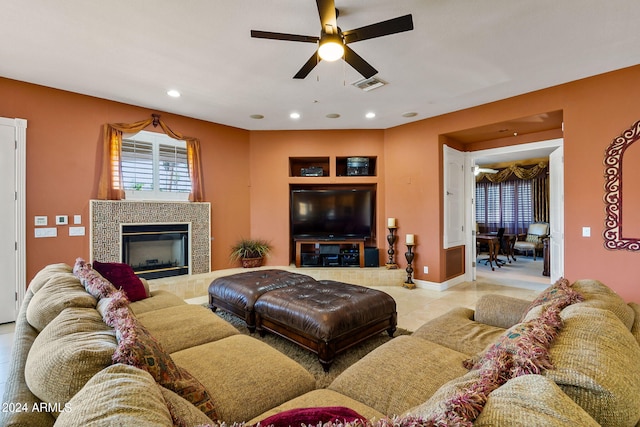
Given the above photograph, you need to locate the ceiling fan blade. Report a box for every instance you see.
[343,45,377,79]
[316,0,337,30]
[293,51,320,79]
[251,30,318,43]
[343,14,413,44]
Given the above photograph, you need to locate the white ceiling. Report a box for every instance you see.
[3,1,640,131]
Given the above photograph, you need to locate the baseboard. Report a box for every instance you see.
[413,274,466,291]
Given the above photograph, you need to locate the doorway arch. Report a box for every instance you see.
[465,138,564,285]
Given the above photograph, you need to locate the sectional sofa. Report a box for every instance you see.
[2,260,640,426]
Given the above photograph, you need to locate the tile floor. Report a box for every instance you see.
[0,256,547,398]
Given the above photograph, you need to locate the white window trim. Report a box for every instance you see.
[123,130,190,202]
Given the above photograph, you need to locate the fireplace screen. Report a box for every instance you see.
[121,223,189,279]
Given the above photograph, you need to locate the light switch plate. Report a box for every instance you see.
[34,216,47,226]
[582,227,591,237]
[35,227,57,238]
[55,215,68,225]
[69,226,85,236]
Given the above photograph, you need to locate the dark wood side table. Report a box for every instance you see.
[543,237,550,276]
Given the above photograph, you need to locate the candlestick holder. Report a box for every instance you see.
[386,227,398,269]
[403,244,416,289]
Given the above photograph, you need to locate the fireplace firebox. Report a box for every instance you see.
[121,223,190,279]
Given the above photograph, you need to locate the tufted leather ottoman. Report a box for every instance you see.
[254,280,397,371]
[208,269,315,332]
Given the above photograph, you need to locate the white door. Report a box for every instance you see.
[468,157,477,281]
[0,120,17,323]
[443,145,465,248]
[549,146,564,281]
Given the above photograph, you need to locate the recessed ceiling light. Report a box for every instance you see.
[290,112,301,119]
[250,114,264,119]
[365,112,376,119]
[167,89,181,98]
[326,113,340,119]
[402,112,418,118]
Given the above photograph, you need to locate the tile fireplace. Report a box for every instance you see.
[90,200,210,279]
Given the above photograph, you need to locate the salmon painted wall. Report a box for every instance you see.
[383,65,640,301]
[249,130,386,266]
[0,78,251,283]
[4,63,640,302]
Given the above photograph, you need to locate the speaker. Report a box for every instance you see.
[364,247,379,267]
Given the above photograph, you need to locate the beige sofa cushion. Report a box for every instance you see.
[158,386,213,426]
[27,263,72,294]
[138,304,238,353]
[406,373,599,426]
[248,389,385,425]
[53,364,173,427]
[329,335,469,417]
[171,334,316,423]
[402,367,484,422]
[545,305,640,427]
[25,307,116,410]
[571,279,635,329]
[474,294,533,329]
[412,307,505,356]
[111,314,217,421]
[0,290,56,427]
[129,290,186,315]
[475,375,600,426]
[630,302,640,345]
[26,272,97,332]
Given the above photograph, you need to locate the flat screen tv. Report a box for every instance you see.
[290,187,375,240]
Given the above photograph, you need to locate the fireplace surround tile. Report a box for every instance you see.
[90,200,210,276]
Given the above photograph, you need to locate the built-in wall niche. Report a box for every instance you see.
[289,157,329,177]
[336,156,376,177]
[288,156,377,177]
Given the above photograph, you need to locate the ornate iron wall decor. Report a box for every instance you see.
[603,119,640,251]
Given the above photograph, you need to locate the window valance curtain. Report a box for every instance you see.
[475,162,547,183]
[97,115,204,202]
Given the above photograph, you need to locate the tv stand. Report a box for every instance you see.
[294,238,366,268]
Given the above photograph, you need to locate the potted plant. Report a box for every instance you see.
[230,238,272,268]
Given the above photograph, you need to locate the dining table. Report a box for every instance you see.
[476,233,518,271]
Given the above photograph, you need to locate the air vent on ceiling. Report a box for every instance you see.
[352,77,387,92]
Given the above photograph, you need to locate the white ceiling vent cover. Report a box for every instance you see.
[352,77,387,92]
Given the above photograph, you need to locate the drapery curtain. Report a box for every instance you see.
[475,162,547,183]
[97,116,204,201]
[476,162,548,234]
[532,175,549,222]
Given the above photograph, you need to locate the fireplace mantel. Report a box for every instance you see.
[90,200,210,276]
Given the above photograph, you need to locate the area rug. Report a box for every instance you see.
[210,308,412,388]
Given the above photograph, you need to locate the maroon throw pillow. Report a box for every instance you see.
[92,261,148,302]
[257,406,365,427]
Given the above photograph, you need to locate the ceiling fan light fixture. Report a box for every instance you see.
[318,33,344,62]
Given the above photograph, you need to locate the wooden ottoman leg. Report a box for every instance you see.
[318,340,336,372]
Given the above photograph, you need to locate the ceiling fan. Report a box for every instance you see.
[474,166,499,175]
[250,0,414,79]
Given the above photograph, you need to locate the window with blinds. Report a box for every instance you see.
[476,180,532,234]
[121,131,191,200]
